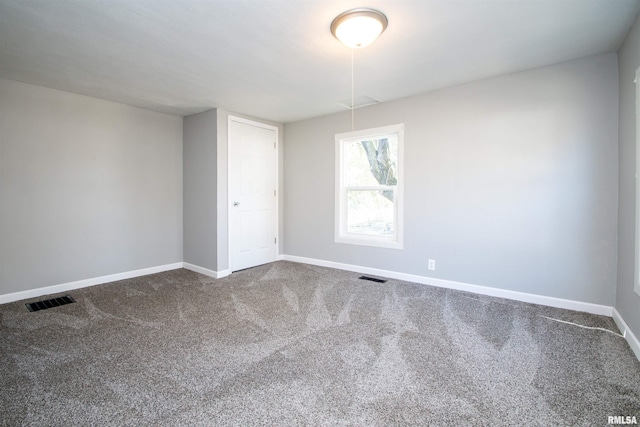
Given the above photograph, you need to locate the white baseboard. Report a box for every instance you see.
[0,262,183,305]
[3,255,636,362]
[183,263,230,279]
[281,255,613,317]
[612,308,640,362]
[0,261,235,305]
[2,255,614,318]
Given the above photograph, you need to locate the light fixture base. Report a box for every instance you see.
[330,8,388,49]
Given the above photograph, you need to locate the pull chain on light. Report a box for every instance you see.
[351,48,354,131]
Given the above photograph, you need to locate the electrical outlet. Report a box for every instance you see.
[428,259,436,271]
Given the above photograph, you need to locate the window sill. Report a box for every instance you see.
[335,235,403,250]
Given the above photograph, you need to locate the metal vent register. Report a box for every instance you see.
[359,276,387,283]
[26,296,75,312]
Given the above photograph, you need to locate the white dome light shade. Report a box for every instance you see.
[331,8,388,49]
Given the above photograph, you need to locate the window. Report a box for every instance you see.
[335,124,404,249]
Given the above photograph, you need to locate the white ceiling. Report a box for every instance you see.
[1,0,638,123]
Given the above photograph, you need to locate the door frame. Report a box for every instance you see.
[227,115,279,272]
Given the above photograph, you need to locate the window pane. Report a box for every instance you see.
[347,189,395,236]
[345,135,398,187]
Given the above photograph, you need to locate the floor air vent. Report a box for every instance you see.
[26,296,75,312]
[359,276,387,283]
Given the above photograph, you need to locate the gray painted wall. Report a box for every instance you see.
[616,15,640,337]
[183,109,218,271]
[284,53,619,305]
[0,78,183,295]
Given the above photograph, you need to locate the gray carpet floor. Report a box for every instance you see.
[1,261,639,426]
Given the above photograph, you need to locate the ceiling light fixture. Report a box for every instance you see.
[331,8,388,49]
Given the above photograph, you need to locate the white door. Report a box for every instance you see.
[229,117,278,272]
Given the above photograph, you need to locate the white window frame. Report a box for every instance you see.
[635,67,640,296]
[335,124,404,249]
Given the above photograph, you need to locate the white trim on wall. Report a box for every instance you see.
[281,254,613,316]
[635,67,640,297]
[0,257,616,316]
[0,262,236,305]
[0,263,183,305]
[183,262,230,279]
[613,308,640,362]
[2,257,637,363]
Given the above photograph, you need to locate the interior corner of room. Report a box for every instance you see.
[0,0,639,366]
